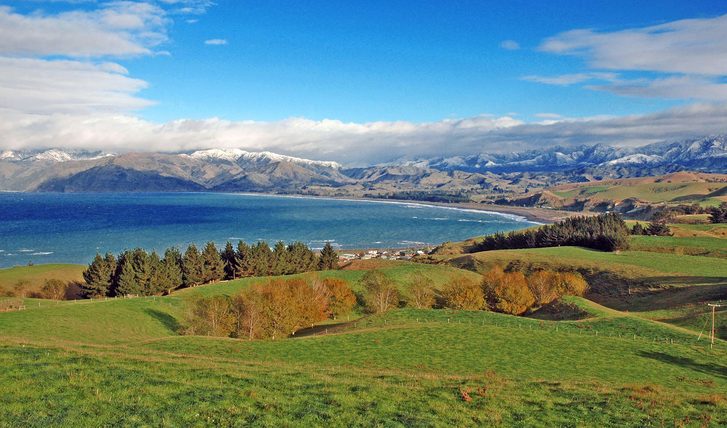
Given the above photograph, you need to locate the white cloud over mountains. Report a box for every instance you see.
[4,104,727,165]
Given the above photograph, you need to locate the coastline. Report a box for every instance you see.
[227,191,571,224]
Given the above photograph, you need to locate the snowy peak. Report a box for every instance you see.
[32,149,73,162]
[186,149,342,169]
[0,149,111,163]
[606,154,663,165]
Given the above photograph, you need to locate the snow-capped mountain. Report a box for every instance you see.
[425,136,727,173]
[0,135,724,192]
[185,149,342,169]
[0,149,111,163]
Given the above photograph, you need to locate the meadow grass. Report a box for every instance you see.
[1,303,725,426]
[0,264,84,293]
[629,235,727,258]
[1,249,726,425]
[450,246,727,278]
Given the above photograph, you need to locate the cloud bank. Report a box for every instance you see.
[3,105,726,165]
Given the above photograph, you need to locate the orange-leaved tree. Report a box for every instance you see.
[441,276,485,310]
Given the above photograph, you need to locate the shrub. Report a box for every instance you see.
[406,273,436,309]
[526,270,560,306]
[441,276,485,310]
[555,272,588,296]
[360,271,399,314]
[484,269,534,315]
[182,295,235,337]
[41,279,68,300]
[12,280,30,298]
[646,221,672,236]
[321,277,356,318]
[0,298,24,312]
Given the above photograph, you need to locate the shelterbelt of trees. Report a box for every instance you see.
[81,241,339,298]
[185,266,588,340]
[474,213,630,252]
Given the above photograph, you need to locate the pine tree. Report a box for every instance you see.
[202,241,225,283]
[160,247,183,294]
[182,244,204,287]
[250,241,272,276]
[147,251,163,295]
[272,241,289,275]
[221,241,238,280]
[81,253,115,298]
[235,241,251,278]
[116,253,141,296]
[319,242,338,270]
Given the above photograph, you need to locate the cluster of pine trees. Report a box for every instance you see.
[630,221,672,236]
[82,241,339,298]
[474,213,630,252]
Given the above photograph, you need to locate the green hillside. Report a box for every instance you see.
[1,257,726,426]
[0,264,84,295]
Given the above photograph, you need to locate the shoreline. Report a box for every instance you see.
[226,191,571,224]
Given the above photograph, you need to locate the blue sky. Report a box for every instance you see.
[2,1,727,163]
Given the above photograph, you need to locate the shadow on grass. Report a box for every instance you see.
[639,351,727,380]
[145,309,181,334]
[592,277,727,312]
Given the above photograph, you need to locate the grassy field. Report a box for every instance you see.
[1,294,725,426]
[0,264,84,295]
[430,231,727,343]
[1,233,725,425]
[549,172,727,207]
[630,235,727,258]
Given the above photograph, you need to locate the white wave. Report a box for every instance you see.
[31,252,53,255]
[17,249,34,253]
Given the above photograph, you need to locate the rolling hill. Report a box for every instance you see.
[0,250,725,425]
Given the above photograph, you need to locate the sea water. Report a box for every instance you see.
[0,192,535,267]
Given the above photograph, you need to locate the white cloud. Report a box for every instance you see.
[540,14,727,75]
[523,72,618,86]
[2,104,726,165]
[534,14,727,103]
[0,57,153,114]
[499,40,520,50]
[204,39,228,46]
[0,4,168,57]
[589,75,727,101]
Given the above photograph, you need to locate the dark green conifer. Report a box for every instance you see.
[182,244,204,286]
[81,252,116,298]
[319,242,338,270]
[202,241,225,283]
[221,241,238,280]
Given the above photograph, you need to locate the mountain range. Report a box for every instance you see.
[1,136,725,198]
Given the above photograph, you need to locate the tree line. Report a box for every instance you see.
[183,274,356,339]
[392,267,587,316]
[473,213,630,252]
[82,241,339,298]
[183,265,588,340]
[630,221,672,236]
